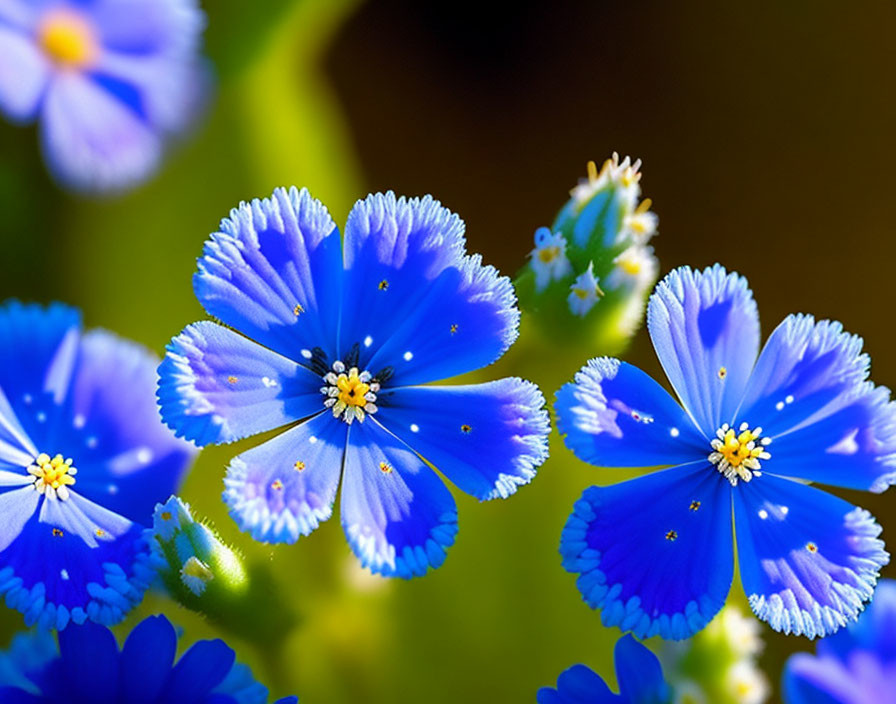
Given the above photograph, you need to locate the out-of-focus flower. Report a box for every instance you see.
[662,607,769,704]
[530,227,572,292]
[150,495,247,603]
[556,265,894,640]
[0,614,297,703]
[537,635,672,703]
[783,578,896,703]
[517,154,659,352]
[0,302,195,630]
[0,0,205,193]
[158,188,550,579]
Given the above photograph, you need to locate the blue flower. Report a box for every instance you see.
[537,635,672,704]
[0,0,205,192]
[0,301,195,630]
[784,578,896,704]
[158,187,550,578]
[0,613,298,703]
[556,265,894,640]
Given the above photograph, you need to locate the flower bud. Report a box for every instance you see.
[517,153,660,353]
[150,496,249,609]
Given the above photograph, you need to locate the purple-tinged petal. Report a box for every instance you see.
[62,329,195,522]
[193,187,343,363]
[91,0,204,56]
[734,474,888,639]
[158,321,323,446]
[561,463,733,640]
[224,412,346,544]
[762,383,896,493]
[0,1,42,30]
[340,419,458,578]
[739,315,870,435]
[363,253,519,386]
[647,265,759,435]
[0,27,49,124]
[784,652,888,704]
[377,378,549,500]
[39,71,162,193]
[556,358,707,469]
[817,580,896,663]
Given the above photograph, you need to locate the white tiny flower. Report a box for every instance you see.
[719,607,764,658]
[605,245,659,292]
[622,205,658,244]
[673,680,708,704]
[725,661,769,704]
[529,227,572,291]
[567,263,604,316]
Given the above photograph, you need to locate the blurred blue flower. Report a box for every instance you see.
[538,635,672,704]
[784,578,896,704]
[0,0,205,193]
[0,302,195,630]
[0,614,298,703]
[556,265,895,640]
[158,188,550,578]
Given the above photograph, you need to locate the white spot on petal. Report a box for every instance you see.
[301,349,312,359]
[758,509,768,520]
[670,427,680,437]
[776,401,785,411]
[410,424,420,433]
[364,335,373,347]
[73,414,86,429]
[403,351,413,361]
[60,569,69,580]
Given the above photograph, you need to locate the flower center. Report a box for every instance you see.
[321,361,379,424]
[39,9,98,67]
[537,246,560,263]
[708,422,771,486]
[28,453,77,500]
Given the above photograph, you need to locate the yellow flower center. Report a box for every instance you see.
[537,246,560,263]
[39,10,98,68]
[28,453,77,500]
[708,423,771,486]
[322,361,380,424]
[336,368,370,408]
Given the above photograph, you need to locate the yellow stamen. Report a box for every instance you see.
[30,452,77,499]
[39,10,97,67]
[537,246,560,263]
[586,160,598,182]
[336,368,370,408]
[635,198,653,214]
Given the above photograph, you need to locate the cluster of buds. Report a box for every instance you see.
[150,496,249,609]
[661,607,769,704]
[518,153,659,352]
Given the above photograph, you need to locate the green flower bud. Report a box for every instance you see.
[150,495,249,609]
[661,606,770,704]
[516,153,659,354]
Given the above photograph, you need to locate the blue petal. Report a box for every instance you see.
[0,26,48,124]
[647,265,759,435]
[90,0,204,56]
[212,661,270,704]
[0,487,40,553]
[736,315,896,492]
[61,329,195,522]
[734,474,889,639]
[161,639,236,703]
[0,627,56,691]
[362,254,519,386]
[340,419,458,578]
[340,192,516,381]
[376,378,549,500]
[58,620,120,703]
[40,72,163,193]
[194,186,342,362]
[0,301,81,444]
[119,614,177,704]
[537,664,619,704]
[560,463,733,640]
[0,688,42,703]
[159,321,323,446]
[555,358,706,469]
[0,506,152,630]
[223,413,346,543]
[613,635,671,704]
[783,653,865,704]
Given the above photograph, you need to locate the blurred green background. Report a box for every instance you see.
[1,1,894,702]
